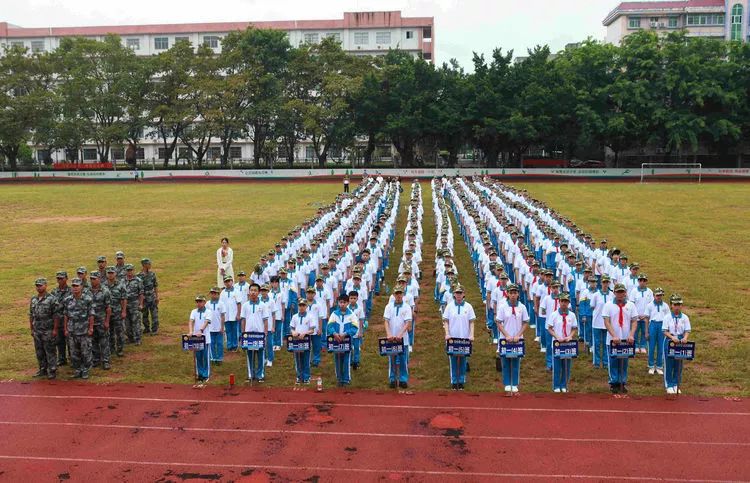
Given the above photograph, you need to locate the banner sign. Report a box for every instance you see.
[182,334,205,351]
[379,338,405,356]
[553,340,579,359]
[286,335,311,352]
[609,341,635,359]
[498,339,525,358]
[241,331,266,351]
[667,341,695,361]
[446,338,472,356]
[326,335,352,353]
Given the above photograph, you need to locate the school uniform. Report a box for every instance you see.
[590,289,613,368]
[603,300,638,386]
[443,300,476,386]
[190,307,211,380]
[383,301,412,384]
[270,288,286,349]
[326,308,359,385]
[290,310,318,383]
[279,275,297,336]
[577,286,596,347]
[540,294,560,369]
[310,298,329,366]
[496,302,530,389]
[207,299,226,363]
[220,287,241,351]
[662,312,691,391]
[349,301,366,366]
[262,295,281,364]
[629,287,653,351]
[240,299,269,381]
[546,309,578,391]
[646,300,671,370]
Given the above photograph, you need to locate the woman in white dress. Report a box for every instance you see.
[216,238,234,287]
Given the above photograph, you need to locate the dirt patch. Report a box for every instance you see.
[23,216,117,224]
[709,332,731,349]
[429,413,463,431]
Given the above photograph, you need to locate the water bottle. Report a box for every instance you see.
[316,376,323,392]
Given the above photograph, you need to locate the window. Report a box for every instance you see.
[423,52,433,60]
[650,17,660,23]
[376,32,391,44]
[687,14,725,26]
[303,32,319,44]
[329,147,342,159]
[628,17,641,29]
[158,148,169,160]
[277,145,289,159]
[229,146,242,159]
[136,148,145,160]
[82,148,98,161]
[354,32,369,45]
[423,27,432,39]
[731,4,744,41]
[154,37,169,50]
[10,41,24,49]
[668,17,678,28]
[325,32,341,43]
[178,147,193,160]
[175,36,190,44]
[111,148,125,160]
[36,149,51,162]
[406,30,414,39]
[305,146,316,159]
[126,38,140,50]
[31,40,45,53]
[208,147,221,160]
[203,36,220,48]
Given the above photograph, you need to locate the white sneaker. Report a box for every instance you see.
[589,347,593,353]
[529,324,536,329]
[266,361,273,367]
[554,388,561,393]
[677,388,682,394]
[511,386,519,393]
[561,388,568,393]
[648,368,655,375]
[492,338,498,344]
[273,346,280,352]
[656,368,664,375]
[666,387,675,394]
[504,385,512,392]
[541,347,546,353]
[534,336,540,342]
[409,346,413,353]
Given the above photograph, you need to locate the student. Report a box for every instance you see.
[442,285,476,391]
[189,295,211,383]
[290,299,317,384]
[240,283,269,383]
[207,288,226,365]
[539,280,562,370]
[646,287,670,375]
[628,273,653,354]
[260,284,279,367]
[269,276,286,351]
[546,292,578,393]
[577,275,597,349]
[603,283,638,394]
[220,276,241,352]
[348,291,366,370]
[327,294,359,386]
[383,287,412,389]
[308,287,327,367]
[662,294,692,394]
[590,276,613,369]
[496,284,529,393]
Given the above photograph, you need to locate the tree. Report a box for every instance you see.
[122,55,155,165]
[434,60,470,168]
[179,44,221,167]
[351,62,386,167]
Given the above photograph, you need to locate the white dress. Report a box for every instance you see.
[216,247,235,287]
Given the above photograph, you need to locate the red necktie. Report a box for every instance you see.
[618,303,625,328]
[547,287,551,295]
[511,305,516,316]
[532,276,537,284]
[502,290,507,298]
[554,299,558,311]
[562,313,568,337]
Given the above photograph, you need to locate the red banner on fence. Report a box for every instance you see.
[53,162,113,170]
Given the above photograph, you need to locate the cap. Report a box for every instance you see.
[223,275,233,282]
[56,271,68,278]
[315,275,324,281]
[141,258,151,265]
[670,294,684,304]
[278,268,287,275]
[97,256,107,263]
[559,292,571,301]
[106,266,116,274]
[209,286,220,293]
[588,276,598,282]
[654,287,665,296]
[298,299,308,307]
[638,273,648,280]
[630,262,640,269]
[305,287,316,293]
[453,284,465,293]
[506,284,519,292]
[393,287,404,294]
[124,264,134,271]
[89,272,100,279]
[71,278,83,286]
[115,251,125,258]
[613,283,627,292]
[76,266,87,274]
[499,273,509,280]
[195,294,206,302]
[35,277,47,286]
[601,275,611,282]
[238,271,247,276]
[261,284,270,292]
[550,280,561,288]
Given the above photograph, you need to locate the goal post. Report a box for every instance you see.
[640,163,702,184]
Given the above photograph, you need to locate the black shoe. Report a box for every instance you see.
[352,363,359,370]
[135,341,141,346]
[116,351,124,357]
[47,372,56,380]
[466,363,471,372]
[72,372,83,379]
[620,384,628,394]
[57,359,67,366]
[389,381,396,389]
[610,384,620,394]
[458,383,465,391]
[81,372,89,380]
[33,370,45,378]
[338,382,344,387]
[103,363,111,370]
[143,328,151,334]
[451,384,458,391]
[399,382,408,389]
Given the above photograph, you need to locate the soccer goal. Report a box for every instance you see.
[640,163,702,184]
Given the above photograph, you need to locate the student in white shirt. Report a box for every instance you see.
[645,287,670,375]
[628,273,653,354]
[442,285,476,391]
[260,284,279,368]
[307,287,328,367]
[662,294,692,394]
[546,292,578,393]
[240,284,269,382]
[189,295,212,383]
[383,287,413,388]
[603,283,638,394]
[220,276,242,352]
[207,288,226,364]
[540,280,562,369]
[269,276,286,351]
[496,284,529,393]
[289,299,317,384]
[590,276,613,369]
[348,291,367,370]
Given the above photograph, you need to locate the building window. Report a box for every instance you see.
[423,52,433,60]
[36,149,51,162]
[668,17,678,28]
[731,4,744,41]
[305,146,316,159]
[111,148,125,160]
[136,148,145,160]
[423,27,432,39]
[687,14,725,26]
[650,17,660,23]
[628,17,641,29]
[82,148,98,161]
[203,36,220,48]
[10,41,24,49]
[325,32,341,43]
[303,32,319,44]
[126,38,140,50]
[178,147,193,160]
[354,32,369,45]
[154,37,169,50]
[175,36,190,44]
[31,40,45,53]
[208,147,221,160]
[229,146,242,159]
[376,32,391,44]
[406,30,414,39]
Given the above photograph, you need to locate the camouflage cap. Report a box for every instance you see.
[654,287,665,296]
[56,271,68,278]
[260,284,270,292]
[278,268,287,275]
[499,273,509,280]
[124,264,134,271]
[550,280,561,288]
[71,278,83,286]
[89,272,100,279]
[588,276,598,282]
[393,286,404,294]
[35,277,47,286]
[298,299,309,307]
[601,275,611,282]
[76,266,87,274]
[453,284,465,293]
[352,273,362,279]
[195,294,206,302]
[106,266,117,274]
[223,275,233,282]
[638,273,648,280]
[209,286,220,293]
[305,287,316,294]
[115,251,125,258]
[559,292,571,302]
[613,283,627,292]
[238,271,247,276]
[397,276,407,283]
[670,294,684,304]
[97,256,107,263]
[315,274,324,281]
[141,258,151,265]
[506,283,519,292]
[583,266,593,272]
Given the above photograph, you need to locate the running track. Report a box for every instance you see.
[0,382,747,482]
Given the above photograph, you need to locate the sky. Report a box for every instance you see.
[3,0,616,69]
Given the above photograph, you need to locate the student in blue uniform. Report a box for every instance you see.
[326,294,359,386]
[646,287,670,376]
[546,292,578,393]
[188,295,211,383]
[290,299,317,385]
[662,294,692,394]
[383,287,412,388]
[442,285,476,391]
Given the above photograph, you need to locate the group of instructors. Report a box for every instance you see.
[29,252,158,380]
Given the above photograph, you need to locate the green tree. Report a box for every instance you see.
[122,56,155,165]
[179,44,221,167]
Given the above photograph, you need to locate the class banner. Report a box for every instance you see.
[286,335,311,352]
[609,341,635,359]
[498,339,525,358]
[378,338,405,356]
[327,335,352,353]
[667,341,695,360]
[553,340,579,359]
[446,338,472,356]
[241,331,265,351]
[182,334,206,351]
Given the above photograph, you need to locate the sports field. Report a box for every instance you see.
[1,181,748,397]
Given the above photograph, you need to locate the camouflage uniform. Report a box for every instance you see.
[29,284,58,378]
[139,265,159,334]
[89,282,112,368]
[50,279,72,365]
[64,286,94,378]
[105,271,127,356]
[123,268,144,344]
[114,251,127,282]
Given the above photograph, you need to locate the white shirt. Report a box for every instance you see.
[663,312,691,337]
[442,300,476,339]
[206,299,226,332]
[220,288,241,321]
[603,300,638,343]
[546,310,578,340]
[190,307,212,344]
[590,289,613,329]
[234,281,250,304]
[290,310,318,336]
[628,287,654,318]
[216,247,233,271]
[383,301,413,346]
[646,300,671,322]
[240,299,268,333]
[496,303,530,340]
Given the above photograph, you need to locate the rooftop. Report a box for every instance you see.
[603,0,725,25]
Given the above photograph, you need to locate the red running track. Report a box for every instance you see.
[0,381,747,482]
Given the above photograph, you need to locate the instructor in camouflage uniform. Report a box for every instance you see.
[114,251,127,281]
[51,271,71,366]
[89,273,112,370]
[95,256,108,281]
[29,278,58,379]
[123,264,144,345]
[139,258,159,335]
[64,278,94,379]
[105,267,127,357]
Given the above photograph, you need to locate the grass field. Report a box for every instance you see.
[0,181,747,396]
